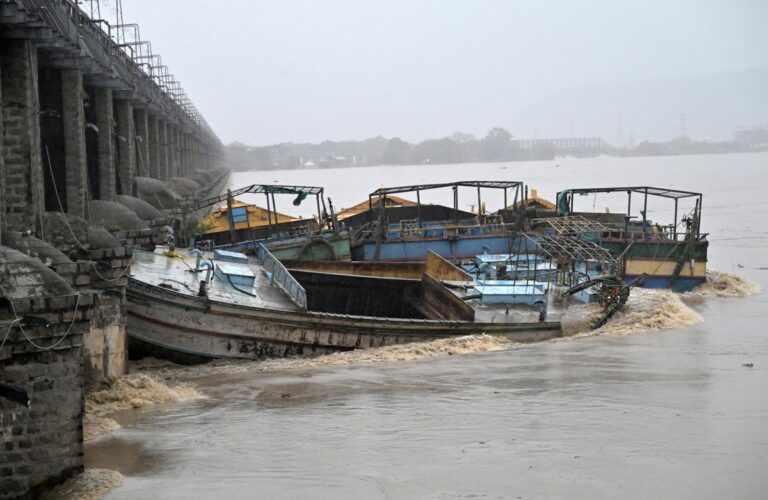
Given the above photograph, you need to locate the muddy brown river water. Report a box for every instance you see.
[87,153,767,499]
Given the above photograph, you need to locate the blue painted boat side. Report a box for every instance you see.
[626,275,705,292]
[353,235,537,261]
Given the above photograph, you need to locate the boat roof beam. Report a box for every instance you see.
[563,186,701,200]
[370,181,524,197]
[177,184,325,214]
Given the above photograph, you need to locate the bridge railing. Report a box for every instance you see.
[257,243,307,310]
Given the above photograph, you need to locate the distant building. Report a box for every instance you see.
[733,127,768,148]
[513,137,609,152]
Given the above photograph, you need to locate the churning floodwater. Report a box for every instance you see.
[88,153,768,499]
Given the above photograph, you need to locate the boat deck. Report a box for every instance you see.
[130,249,302,312]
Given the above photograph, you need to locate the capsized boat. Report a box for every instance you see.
[126,245,562,362]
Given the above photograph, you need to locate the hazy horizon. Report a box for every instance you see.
[123,0,768,146]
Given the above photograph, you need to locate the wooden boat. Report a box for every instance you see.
[126,246,562,362]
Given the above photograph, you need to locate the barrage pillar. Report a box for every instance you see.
[181,132,189,175]
[115,99,136,195]
[61,69,88,219]
[0,40,43,234]
[93,87,115,201]
[0,47,5,235]
[167,124,176,178]
[173,126,182,177]
[134,107,149,177]
[147,113,160,179]
[158,119,169,180]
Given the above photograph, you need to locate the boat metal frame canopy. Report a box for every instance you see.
[368,181,525,227]
[521,233,619,284]
[556,186,703,240]
[176,184,327,241]
[532,215,611,235]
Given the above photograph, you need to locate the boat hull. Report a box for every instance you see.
[127,278,562,361]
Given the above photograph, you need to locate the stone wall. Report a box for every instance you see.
[0,40,43,233]
[0,293,94,499]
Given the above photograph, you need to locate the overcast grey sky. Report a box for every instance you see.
[123,0,768,145]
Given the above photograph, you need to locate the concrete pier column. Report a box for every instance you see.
[147,114,160,179]
[61,69,87,219]
[193,137,200,172]
[158,119,169,180]
[177,130,185,176]
[187,134,194,174]
[115,99,136,195]
[173,127,182,177]
[181,132,189,175]
[134,107,149,177]
[94,87,115,201]
[0,49,5,235]
[167,124,177,178]
[0,40,43,233]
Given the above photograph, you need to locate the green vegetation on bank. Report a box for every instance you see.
[226,129,763,171]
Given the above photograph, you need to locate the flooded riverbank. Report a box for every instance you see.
[87,153,768,499]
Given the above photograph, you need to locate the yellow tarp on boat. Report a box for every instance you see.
[200,199,298,234]
[337,195,417,220]
[510,188,556,210]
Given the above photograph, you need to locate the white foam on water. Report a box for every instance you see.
[40,469,123,500]
[132,335,516,380]
[84,374,203,439]
[687,270,760,298]
[562,288,703,337]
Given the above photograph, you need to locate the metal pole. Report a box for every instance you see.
[625,191,631,236]
[673,198,678,240]
[416,189,422,229]
[226,189,236,245]
[477,185,482,219]
[368,195,372,225]
[453,185,459,226]
[321,196,328,228]
[316,194,322,231]
[697,195,703,239]
[642,188,648,239]
[265,192,273,238]
[271,192,278,237]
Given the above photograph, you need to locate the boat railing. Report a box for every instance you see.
[353,219,516,243]
[599,228,706,243]
[257,243,307,310]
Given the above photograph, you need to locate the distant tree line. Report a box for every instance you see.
[620,136,758,157]
[225,130,760,172]
[225,127,558,171]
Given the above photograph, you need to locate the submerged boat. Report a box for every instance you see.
[126,246,562,362]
